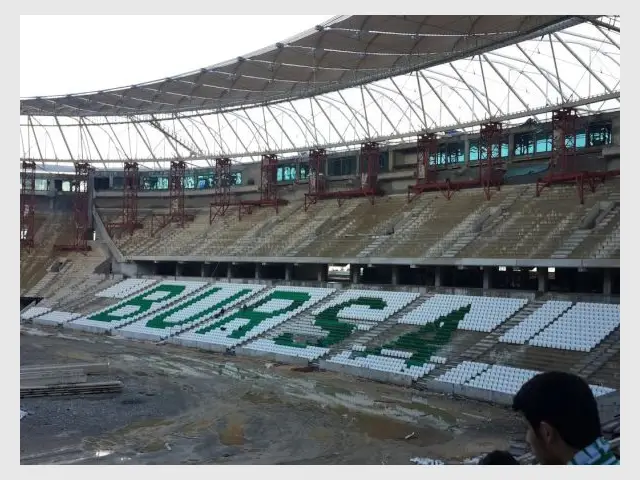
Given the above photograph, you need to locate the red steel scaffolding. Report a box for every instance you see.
[408,124,506,203]
[209,154,284,223]
[305,142,383,210]
[209,157,232,224]
[107,162,142,237]
[151,160,194,235]
[536,107,619,204]
[304,148,328,211]
[479,122,506,201]
[55,162,92,252]
[20,160,36,249]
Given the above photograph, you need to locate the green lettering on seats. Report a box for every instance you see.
[365,305,471,367]
[273,297,387,348]
[144,288,253,330]
[88,284,187,323]
[195,290,311,339]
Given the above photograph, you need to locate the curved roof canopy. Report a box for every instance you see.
[20,15,620,168]
[21,15,592,117]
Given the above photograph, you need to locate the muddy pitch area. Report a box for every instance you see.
[20,327,523,465]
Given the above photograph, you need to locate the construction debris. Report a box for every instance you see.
[19,362,122,398]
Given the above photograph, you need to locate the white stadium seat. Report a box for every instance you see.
[117,283,266,341]
[435,362,616,397]
[95,278,157,299]
[172,286,334,350]
[242,289,419,362]
[68,280,207,333]
[399,294,527,332]
[527,303,619,352]
[500,300,573,345]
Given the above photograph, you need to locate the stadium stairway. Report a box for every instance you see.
[586,351,620,390]
[571,328,620,386]
[460,299,545,361]
[324,293,430,360]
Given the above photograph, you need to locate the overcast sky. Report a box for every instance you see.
[20,15,333,97]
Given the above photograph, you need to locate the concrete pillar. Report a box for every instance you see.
[483,267,492,290]
[537,267,548,293]
[350,265,361,284]
[255,264,262,280]
[464,137,471,166]
[153,261,159,275]
[388,149,395,171]
[285,264,293,281]
[175,262,184,277]
[391,265,399,286]
[227,265,232,280]
[603,268,612,296]
[507,132,515,162]
[201,263,212,278]
[434,266,442,288]
[317,264,328,283]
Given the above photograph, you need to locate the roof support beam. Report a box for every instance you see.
[186,116,214,155]
[553,33,613,95]
[548,34,566,102]
[289,101,322,146]
[415,71,430,130]
[54,117,74,162]
[593,24,619,49]
[176,116,204,155]
[32,117,59,160]
[106,118,131,161]
[266,105,296,150]
[419,72,461,126]
[80,118,104,162]
[449,64,496,118]
[359,86,371,139]
[364,85,400,136]
[578,15,620,33]
[389,77,426,130]
[131,121,157,160]
[149,115,200,156]
[28,116,44,161]
[477,56,492,118]
[21,92,619,165]
[337,90,373,138]
[221,113,251,155]
[513,46,564,103]
[313,97,347,145]
[482,54,530,110]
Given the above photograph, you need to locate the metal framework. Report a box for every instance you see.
[304,148,328,210]
[305,142,383,210]
[151,160,194,235]
[209,157,232,224]
[122,162,141,234]
[107,162,142,237]
[408,133,439,202]
[260,154,280,209]
[19,19,620,169]
[536,107,619,203]
[479,122,506,200]
[55,162,92,252]
[20,160,36,249]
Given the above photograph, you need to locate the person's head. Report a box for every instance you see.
[479,450,519,465]
[512,371,601,465]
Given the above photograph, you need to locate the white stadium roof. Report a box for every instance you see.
[20,15,620,169]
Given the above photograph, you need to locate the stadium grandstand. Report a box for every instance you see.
[20,15,620,465]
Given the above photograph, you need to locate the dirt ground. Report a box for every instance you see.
[20,326,524,465]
